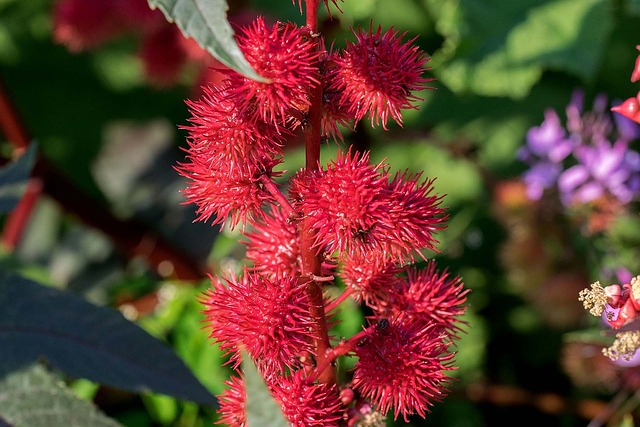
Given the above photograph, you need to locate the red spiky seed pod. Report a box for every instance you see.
[384,171,447,259]
[243,206,301,277]
[326,25,432,129]
[227,18,321,128]
[293,150,393,258]
[177,156,280,229]
[201,271,315,374]
[272,370,345,427]
[182,83,285,170]
[385,262,468,336]
[352,316,454,421]
[217,375,247,427]
[339,252,404,309]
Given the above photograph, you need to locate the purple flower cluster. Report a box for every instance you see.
[519,90,640,206]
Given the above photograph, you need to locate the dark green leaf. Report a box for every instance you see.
[147,0,267,81]
[0,363,122,427]
[433,0,612,97]
[0,143,37,213]
[243,353,288,427]
[0,274,217,406]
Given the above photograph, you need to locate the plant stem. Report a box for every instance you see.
[260,175,293,217]
[299,0,336,386]
[325,287,355,313]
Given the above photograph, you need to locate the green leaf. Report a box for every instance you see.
[434,0,612,97]
[0,274,217,406]
[243,354,288,427]
[0,363,123,427]
[147,0,267,82]
[0,143,37,213]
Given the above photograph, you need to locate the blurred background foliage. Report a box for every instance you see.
[1,0,640,425]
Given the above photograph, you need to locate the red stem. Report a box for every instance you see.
[299,0,336,386]
[260,175,293,217]
[325,287,356,313]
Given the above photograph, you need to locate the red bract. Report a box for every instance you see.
[227,18,321,128]
[201,272,315,374]
[293,150,393,258]
[352,316,454,421]
[243,206,302,277]
[326,25,432,129]
[182,84,284,169]
[217,375,247,427]
[273,370,345,426]
[387,263,468,335]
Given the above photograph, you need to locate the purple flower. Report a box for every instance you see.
[558,140,640,205]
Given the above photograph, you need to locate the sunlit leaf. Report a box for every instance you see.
[243,352,288,427]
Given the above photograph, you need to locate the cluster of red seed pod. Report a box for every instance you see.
[176,8,468,427]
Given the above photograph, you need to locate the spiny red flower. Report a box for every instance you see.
[227,18,321,128]
[384,263,468,335]
[326,25,432,129]
[243,206,301,277]
[293,150,394,258]
[272,370,345,427]
[352,316,454,421]
[217,375,247,427]
[182,84,285,169]
[201,271,315,374]
[339,252,404,308]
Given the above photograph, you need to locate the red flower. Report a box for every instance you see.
[201,271,315,374]
[385,263,468,336]
[352,316,454,421]
[243,206,302,277]
[272,370,345,427]
[326,25,432,129]
[217,375,247,427]
[227,18,321,128]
